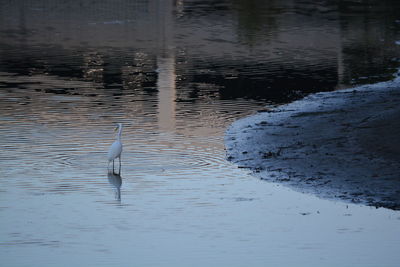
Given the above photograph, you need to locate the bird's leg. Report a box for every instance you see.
[112,160,115,172]
[118,157,121,174]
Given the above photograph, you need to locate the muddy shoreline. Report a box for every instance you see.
[225,78,400,210]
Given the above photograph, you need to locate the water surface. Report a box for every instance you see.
[1,1,400,266]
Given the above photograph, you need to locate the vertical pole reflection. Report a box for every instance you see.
[157,55,176,131]
[336,17,345,90]
[337,43,345,89]
[156,0,176,131]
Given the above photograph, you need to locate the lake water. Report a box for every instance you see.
[1,1,400,266]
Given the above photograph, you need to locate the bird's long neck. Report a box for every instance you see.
[116,126,122,141]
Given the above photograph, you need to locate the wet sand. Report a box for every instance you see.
[225,78,400,210]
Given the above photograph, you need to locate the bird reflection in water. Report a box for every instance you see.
[107,170,122,201]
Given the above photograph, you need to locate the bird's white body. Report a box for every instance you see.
[108,140,122,162]
[108,123,123,173]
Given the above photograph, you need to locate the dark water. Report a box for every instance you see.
[1,0,400,101]
[1,1,400,266]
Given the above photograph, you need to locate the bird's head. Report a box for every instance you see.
[114,123,123,132]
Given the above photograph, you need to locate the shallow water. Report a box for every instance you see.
[1,1,400,266]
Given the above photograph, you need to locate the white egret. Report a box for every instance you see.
[108,123,123,173]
